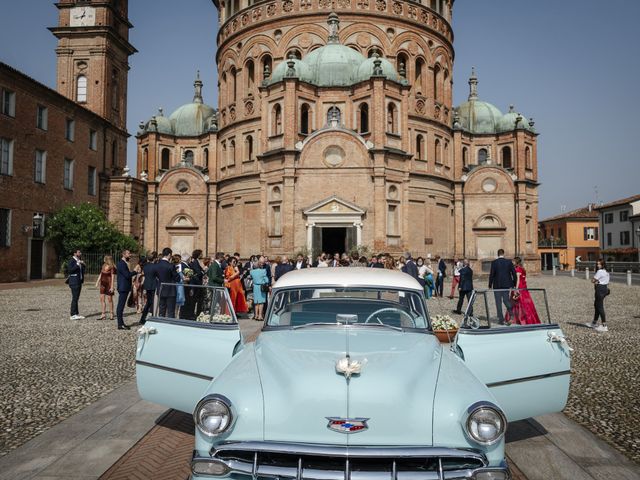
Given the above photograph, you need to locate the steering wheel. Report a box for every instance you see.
[364,308,415,328]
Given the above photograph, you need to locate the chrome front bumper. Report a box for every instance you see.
[191,441,511,479]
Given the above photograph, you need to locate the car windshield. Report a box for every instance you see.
[265,287,429,329]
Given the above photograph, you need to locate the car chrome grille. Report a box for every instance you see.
[210,442,488,480]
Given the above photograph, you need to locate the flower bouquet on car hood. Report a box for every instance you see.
[431,314,458,343]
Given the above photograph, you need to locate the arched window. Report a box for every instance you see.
[161,148,170,170]
[246,135,254,161]
[287,49,302,59]
[300,103,310,134]
[220,72,227,105]
[246,60,255,90]
[184,149,194,165]
[204,147,209,167]
[416,134,424,160]
[525,146,532,169]
[396,53,408,80]
[76,75,87,103]
[386,103,397,133]
[111,69,119,111]
[230,67,237,103]
[327,106,341,126]
[462,146,469,167]
[444,141,449,166]
[358,103,369,133]
[443,69,450,105]
[501,146,512,169]
[414,58,425,94]
[435,138,442,164]
[142,148,148,172]
[262,55,272,81]
[433,64,441,103]
[478,148,488,165]
[229,140,236,166]
[112,140,117,167]
[272,104,282,135]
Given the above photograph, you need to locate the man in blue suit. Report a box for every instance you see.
[453,259,473,315]
[488,249,517,324]
[116,250,139,330]
[67,249,86,320]
[155,247,179,318]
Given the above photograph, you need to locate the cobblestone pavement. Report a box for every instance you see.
[1,276,638,464]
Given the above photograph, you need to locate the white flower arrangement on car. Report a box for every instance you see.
[431,314,458,331]
[196,312,234,324]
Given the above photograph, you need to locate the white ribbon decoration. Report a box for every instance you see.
[547,331,574,352]
[336,356,367,379]
[136,326,157,354]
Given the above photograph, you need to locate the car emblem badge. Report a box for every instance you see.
[326,417,369,434]
[335,355,366,379]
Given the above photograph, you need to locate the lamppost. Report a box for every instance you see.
[550,235,555,270]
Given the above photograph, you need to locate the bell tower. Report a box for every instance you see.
[49,0,136,130]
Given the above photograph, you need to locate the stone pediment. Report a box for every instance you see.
[303,196,366,216]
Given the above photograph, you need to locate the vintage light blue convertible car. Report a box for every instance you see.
[136,268,571,480]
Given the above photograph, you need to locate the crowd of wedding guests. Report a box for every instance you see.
[68,246,582,329]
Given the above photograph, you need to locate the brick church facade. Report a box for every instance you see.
[135,0,540,270]
[0,0,540,281]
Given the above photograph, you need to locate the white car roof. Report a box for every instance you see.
[273,267,423,291]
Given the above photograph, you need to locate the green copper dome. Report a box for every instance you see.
[267,14,404,87]
[169,102,215,137]
[455,68,503,134]
[498,106,535,133]
[269,57,314,84]
[354,55,402,84]
[142,72,217,137]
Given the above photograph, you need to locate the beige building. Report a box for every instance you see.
[135,1,540,270]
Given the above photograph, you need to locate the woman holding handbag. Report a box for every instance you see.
[250,259,269,321]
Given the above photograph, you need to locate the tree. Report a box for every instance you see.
[46,203,139,259]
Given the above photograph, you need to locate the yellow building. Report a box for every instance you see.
[538,206,600,270]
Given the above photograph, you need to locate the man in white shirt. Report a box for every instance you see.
[586,259,610,332]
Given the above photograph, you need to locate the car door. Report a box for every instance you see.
[454,289,571,422]
[136,285,241,414]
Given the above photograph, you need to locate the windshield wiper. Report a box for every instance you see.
[352,323,404,332]
[292,322,341,330]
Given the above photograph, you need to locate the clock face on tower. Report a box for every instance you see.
[70,6,96,27]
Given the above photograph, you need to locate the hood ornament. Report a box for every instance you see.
[326,417,369,434]
[335,355,366,379]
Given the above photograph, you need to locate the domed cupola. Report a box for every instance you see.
[455,68,503,134]
[498,104,536,133]
[168,71,216,137]
[267,14,404,87]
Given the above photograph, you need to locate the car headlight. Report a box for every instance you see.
[194,394,234,437]
[464,402,507,446]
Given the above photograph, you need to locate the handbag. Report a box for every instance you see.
[261,283,270,293]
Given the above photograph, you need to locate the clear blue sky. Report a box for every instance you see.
[1,0,638,218]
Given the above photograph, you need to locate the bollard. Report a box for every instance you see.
[585,267,589,280]
[628,270,632,287]
[552,265,557,276]
[571,269,575,277]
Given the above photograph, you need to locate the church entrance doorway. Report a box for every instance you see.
[319,227,358,255]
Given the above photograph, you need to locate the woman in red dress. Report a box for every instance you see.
[96,255,116,320]
[506,257,540,325]
[225,257,248,314]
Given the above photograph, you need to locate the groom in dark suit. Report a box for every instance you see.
[488,249,517,324]
[207,252,225,287]
[155,247,179,318]
[116,250,139,330]
[67,249,86,320]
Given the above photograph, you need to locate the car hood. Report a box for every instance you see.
[254,327,442,445]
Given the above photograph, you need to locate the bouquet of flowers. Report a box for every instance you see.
[182,267,194,281]
[431,314,458,331]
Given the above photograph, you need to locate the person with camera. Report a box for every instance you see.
[587,259,610,332]
[67,249,86,320]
